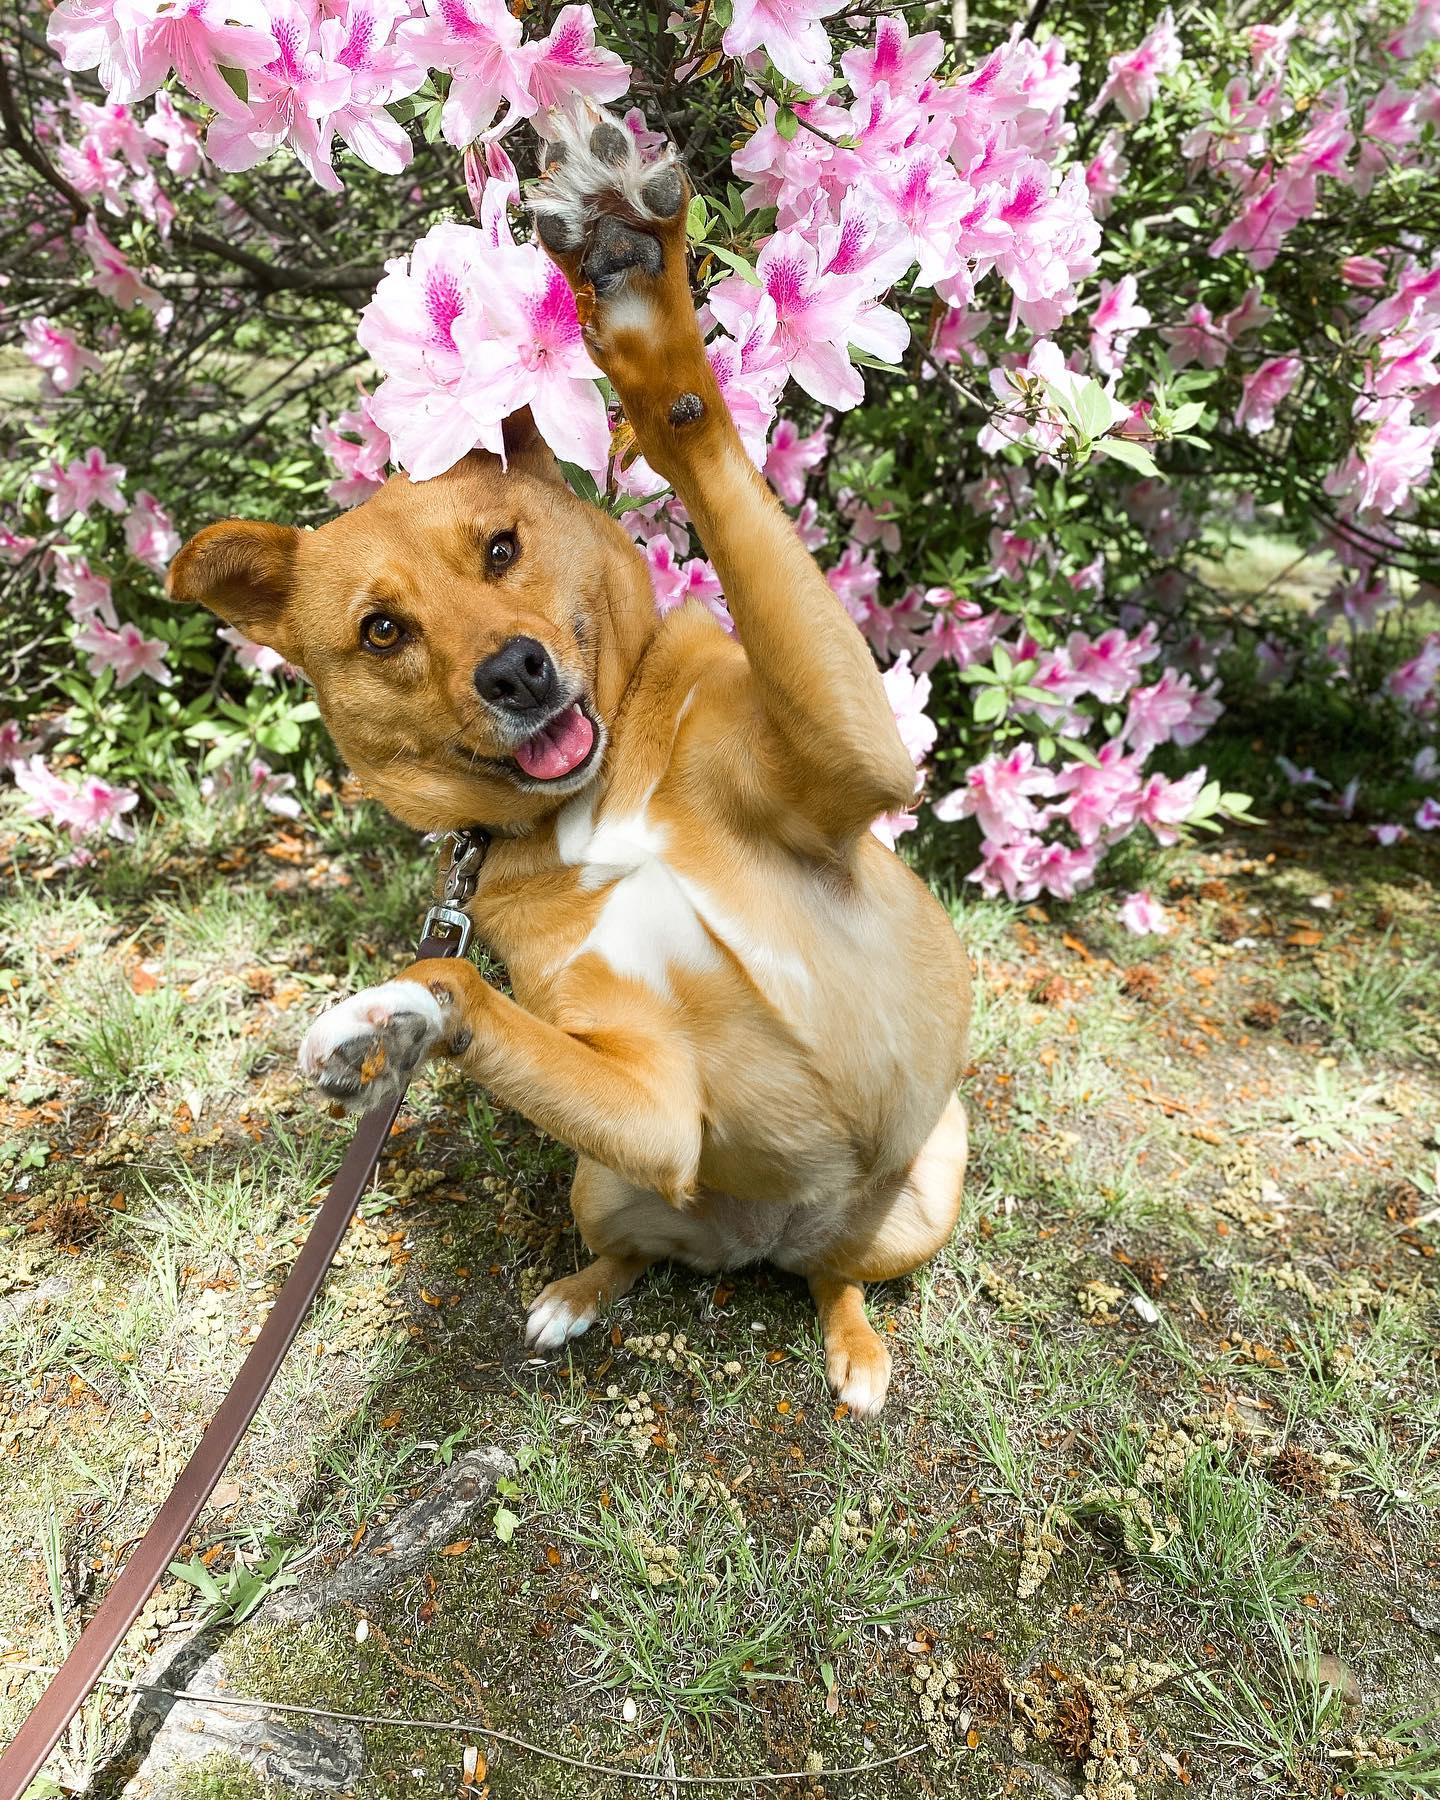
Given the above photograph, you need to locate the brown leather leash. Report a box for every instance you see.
[0,828,490,1800]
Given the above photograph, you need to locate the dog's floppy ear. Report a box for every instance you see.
[167,519,301,658]
[501,408,567,488]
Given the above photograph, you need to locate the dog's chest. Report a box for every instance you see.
[554,793,720,997]
[551,794,812,1004]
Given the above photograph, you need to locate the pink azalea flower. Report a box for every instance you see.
[1413,746,1438,781]
[526,6,629,117]
[123,490,180,571]
[1340,254,1388,289]
[75,619,172,687]
[722,0,844,93]
[990,164,1102,335]
[314,0,427,176]
[914,594,1006,675]
[843,493,900,556]
[1236,355,1301,433]
[1067,625,1160,705]
[359,220,502,478]
[450,246,609,472]
[825,544,881,626]
[764,414,830,505]
[1160,301,1229,371]
[78,215,166,315]
[0,721,43,771]
[710,232,873,411]
[145,91,205,177]
[1053,740,1143,845]
[1276,755,1329,789]
[0,525,39,564]
[207,0,351,190]
[1324,397,1440,517]
[35,446,127,521]
[841,13,942,99]
[215,757,303,818]
[1084,130,1129,218]
[1119,890,1171,935]
[1387,634,1440,708]
[1033,840,1100,902]
[933,742,1053,842]
[931,304,992,368]
[218,625,295,680]
[314,394,391,507]
[1089,275,1150,377]
[863,588,928,661]
[704,305,787,465]
[52,550,117,628]
[398,0,538,146]
[1088,8,1181,122]
[880,653,937,769]
[1415,797,1440,831]
[21,317,102,392]
[12,755,139,841]
[1220,285,1274,341]
[1371,822,1409,846]
[1123,669,1223,754]
[1137,768,1206,846]
[57,130,131,212]
[965,833,1046,903]
[102,0,281,120]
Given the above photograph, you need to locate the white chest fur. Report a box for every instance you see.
[556,794,721,998]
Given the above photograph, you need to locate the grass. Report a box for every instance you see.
[1,771,1439,1797]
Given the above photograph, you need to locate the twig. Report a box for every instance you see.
[1,1662,927,1787]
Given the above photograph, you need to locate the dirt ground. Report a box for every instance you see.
[2,787,1438,1798]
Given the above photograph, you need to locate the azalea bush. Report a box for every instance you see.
[2,0,1438,915]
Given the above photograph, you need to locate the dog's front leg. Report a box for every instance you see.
[534,118,918,846]
[299,961,702,1209]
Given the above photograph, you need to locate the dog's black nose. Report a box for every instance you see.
[473,637,558,715]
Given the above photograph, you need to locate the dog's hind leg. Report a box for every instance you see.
[804,1098,969,1417]
[532,113,919,848]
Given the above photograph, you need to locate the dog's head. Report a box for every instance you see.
[169,420,654,832]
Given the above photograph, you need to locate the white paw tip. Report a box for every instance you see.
[525,1292,597,1353]
[831,1354,892,1420]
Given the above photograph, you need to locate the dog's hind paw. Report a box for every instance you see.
[531,109,687,313]
[298,980,445,1113]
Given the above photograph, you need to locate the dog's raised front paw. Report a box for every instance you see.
[298,980,446,1113]
[531,110,687,307]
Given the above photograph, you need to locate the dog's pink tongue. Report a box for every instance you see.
[514,705,595,780]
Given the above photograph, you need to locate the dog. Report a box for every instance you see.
[168,112,972,1416]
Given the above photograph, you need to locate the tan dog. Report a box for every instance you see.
[169,114,972,1416]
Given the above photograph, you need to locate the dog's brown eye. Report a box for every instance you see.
[487,531,518,573]
[360,613,404,653]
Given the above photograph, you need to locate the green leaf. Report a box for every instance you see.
[1074,379,1117,442]
[1168,401,1206,434]
[991,644,1013,680]
[1094,436,1161,478]
[493,1506,520,1544]
[685,195,711,242]
[973,684,1008,723]
[775,106,800,142]
[1057,736,1100,768]
[706,245,761,286]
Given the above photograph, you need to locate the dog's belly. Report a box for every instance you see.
[615,1187,852,1274]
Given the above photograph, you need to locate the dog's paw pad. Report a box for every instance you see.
[531,107,684,298]
[298,981,445,1113]
[826,1338,892,1419]
[526,1279,598,1353]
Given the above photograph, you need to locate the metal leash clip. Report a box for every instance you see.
[421,827,491,958]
